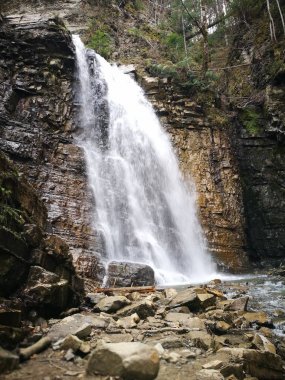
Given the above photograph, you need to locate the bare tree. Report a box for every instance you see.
[275,0,285,35]
[266,0,277,41]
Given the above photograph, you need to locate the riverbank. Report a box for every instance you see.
[1,273,285,379]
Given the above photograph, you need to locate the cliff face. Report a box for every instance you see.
[228,30,285,262]
[140,77,248,270]
[0,15,104,289]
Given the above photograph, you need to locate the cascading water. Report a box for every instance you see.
[73,35,217,285]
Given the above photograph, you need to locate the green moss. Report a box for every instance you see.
[240,107,262,136]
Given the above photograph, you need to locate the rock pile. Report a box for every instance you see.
[1,281,284,379]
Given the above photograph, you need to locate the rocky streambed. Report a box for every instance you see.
[1,275,285,380]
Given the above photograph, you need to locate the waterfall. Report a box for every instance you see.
[73,35,217,285]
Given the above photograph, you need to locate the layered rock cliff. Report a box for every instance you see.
[0,15,105,291]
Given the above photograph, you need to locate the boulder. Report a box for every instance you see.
[48,313,109,340]
[172,306,191,314]
[202,360,223,370]
[74,323,92,339]
[220,363,244,379]
[57,334,82,351]
[215,321,231,334]
[0,347,19,373]
[163,288,178,299]
[117,300,156,319]
[243,311,272,327]
[164,313,206,329]
[86,341,160,380]
[252,333,276,353]
[218,347,285,380]
[85,292,106,306]
[224,297,249,312]
[167,289,198,310]
[158,337,184,349]
[23,266,73,314]
[96,296,131,313]
[106,261,155,287]
[186,330,213,350]
[196,293,216,309]
[117,313,140,329]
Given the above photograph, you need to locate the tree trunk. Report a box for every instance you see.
[275,0,285,35]
[266,0,277,41]
[201,1,209,75]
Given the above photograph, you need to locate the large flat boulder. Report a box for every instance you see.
[106,261,155,287]
[48,313,108,341]
[116,300,156,319]
[96,296,131,313]
[86,341,160,380]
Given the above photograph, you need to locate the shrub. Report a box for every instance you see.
[87,30,113,59]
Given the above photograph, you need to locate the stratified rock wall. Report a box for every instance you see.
[140,76,248,270]
[235,83,285,261]
[0,15,104,285]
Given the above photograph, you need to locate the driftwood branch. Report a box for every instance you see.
[20,337,51,361]
[93,286,155,294]
[143,327,201,335]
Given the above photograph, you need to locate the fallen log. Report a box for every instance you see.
[93,286,156,294]
[19,336,51,361]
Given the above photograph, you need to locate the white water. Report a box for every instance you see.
[73,35,217,285]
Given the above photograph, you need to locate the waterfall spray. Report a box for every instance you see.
[73,35,217,285]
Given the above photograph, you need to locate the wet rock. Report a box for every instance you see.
[0,347,19,373]
[106,261,155,287]
[117,300,156,319]
[86,341,160,380]
[96,296,131,313]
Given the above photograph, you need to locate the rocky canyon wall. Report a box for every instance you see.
[140,76,249,271]
[0,1,284,293]
[0,15,104,290]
